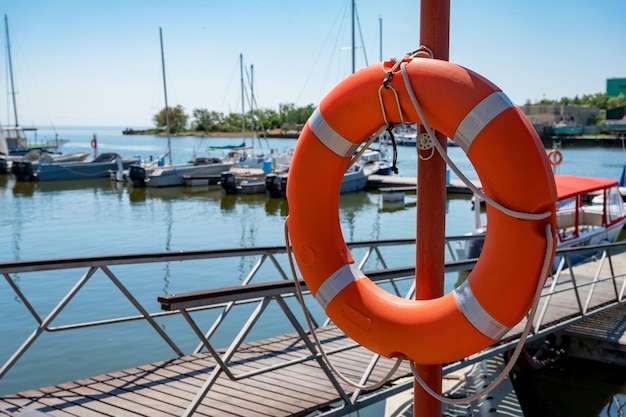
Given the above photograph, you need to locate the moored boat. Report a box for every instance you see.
[355,147,393,175]
[553,120,583,136]
[219,171,267,195]
[3,16,68,156]
[129,156,235,188]
[266,162,376,198]
[11,152,138,181]
[0,126,8,175]
[459,175,626,267]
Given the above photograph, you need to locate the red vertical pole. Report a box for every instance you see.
[414,1,450,416]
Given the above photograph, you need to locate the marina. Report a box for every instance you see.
[1,127,626,416]
[1,0,625,415]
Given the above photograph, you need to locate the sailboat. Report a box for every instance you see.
[128,28,234,188]
[2,15,67,155]
[222,54,275,173]
[0,123,8,174]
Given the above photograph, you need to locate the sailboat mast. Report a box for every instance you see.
[159,27,172,166]
[379,16,383,62]
[351,0,355,74]
[240,53,245,143]
[4,15,18,128]
[250,64,256,138]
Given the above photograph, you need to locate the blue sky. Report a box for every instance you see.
[2,1,625,127]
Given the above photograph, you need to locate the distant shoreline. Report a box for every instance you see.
[120,128,625,147]
[122,128,299,139]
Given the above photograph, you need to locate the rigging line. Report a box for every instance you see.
[293,1,348,104]
[242,62,270,151]
[217,55,240,113]
[316,0,352,102]
[353,1,368,68]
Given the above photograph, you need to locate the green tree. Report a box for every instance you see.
[534,92,626,110]
[607,93,626,109]
[192,109,224,131]
[223,112,244,131]
[153,105,189,133]
[278,102,315,125]
[260,108,282,129]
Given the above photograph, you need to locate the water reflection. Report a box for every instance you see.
[128,184,223,204]
[12,178,114,194]
[264,197,289,217]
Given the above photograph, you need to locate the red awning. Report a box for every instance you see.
[554,175,618,200]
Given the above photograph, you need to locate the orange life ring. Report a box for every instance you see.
[286,58,557,364]
[548,149,562,166]
[90,137,98,149]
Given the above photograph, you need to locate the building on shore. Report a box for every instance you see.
[519,103,600,138]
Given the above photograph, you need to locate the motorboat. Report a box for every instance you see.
[266,162,376,198]
[458,175,626,267]
[15,149,90,163]
[128,156,235,188]
[11,152,139,181]
[355,147,393,175]
[219,171,267,195]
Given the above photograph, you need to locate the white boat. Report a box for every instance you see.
[221,54,274,171]
[129,156,234,188]
[11,152,139,181]
[15,149,90,163]
[459,175,626,267]
[341,162,373,193]
[395,132,417,146]
[266,162,376,198]
[219,171,267,195]
[128,28,233,188]
[355,146,393,175]
[389,124,418,146]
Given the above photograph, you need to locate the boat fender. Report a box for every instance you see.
[286,57,557,364]
[548,149,562,166]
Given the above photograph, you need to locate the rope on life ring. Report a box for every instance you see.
[91,137,98,149]
[548,149,562,166]
[286,57,557,365]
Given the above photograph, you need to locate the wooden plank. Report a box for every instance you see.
[16,387,97,417]
[112,369,226,417]
[173,357,315,411]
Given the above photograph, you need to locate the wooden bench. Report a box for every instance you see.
[158,266,418,312]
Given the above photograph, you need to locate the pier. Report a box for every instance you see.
[0,240,624,416]
[367,174,479,194]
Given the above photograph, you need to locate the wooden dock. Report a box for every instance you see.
[0,327,411,417]
[366,174,480,195]
[1,248,624,417]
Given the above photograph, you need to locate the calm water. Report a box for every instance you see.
[1,126,625,414]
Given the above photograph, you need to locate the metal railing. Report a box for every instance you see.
[1,237,625,416]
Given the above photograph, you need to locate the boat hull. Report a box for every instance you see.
[220,171,267,194]
[12,153,138,181]
[131,162,235,188]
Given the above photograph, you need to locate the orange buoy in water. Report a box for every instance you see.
[286,58,556,364]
